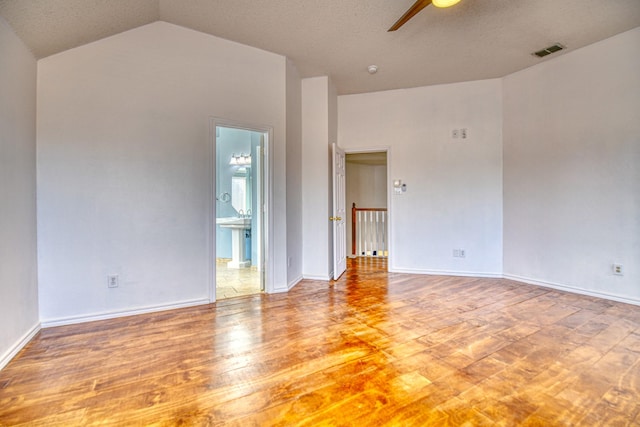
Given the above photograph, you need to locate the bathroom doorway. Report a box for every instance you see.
[214,124,266,299]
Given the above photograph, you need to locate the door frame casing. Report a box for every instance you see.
[208,118,274,302]
[343,146,391,271]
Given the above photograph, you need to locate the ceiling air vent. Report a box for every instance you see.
[533,43,565,58]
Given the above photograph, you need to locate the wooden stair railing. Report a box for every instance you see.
[352,203,388,257]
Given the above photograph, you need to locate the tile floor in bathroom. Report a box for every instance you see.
[215,258,262,299]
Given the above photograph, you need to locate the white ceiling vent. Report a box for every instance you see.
[533,43,565,58]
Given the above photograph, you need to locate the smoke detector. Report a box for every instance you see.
[367,65,378,74]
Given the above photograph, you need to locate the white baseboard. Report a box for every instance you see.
[270,286,290,294]
[390,267,503,278]
[287,275,303,290]
[387,268,640,306]
[40,298,211,328]
[302,274,331,281]
[503,273,640,307]
[0,322,41,371]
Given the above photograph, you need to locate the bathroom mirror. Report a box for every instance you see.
[231,169,252,215]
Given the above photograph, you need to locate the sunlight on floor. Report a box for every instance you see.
[216,259,261,299]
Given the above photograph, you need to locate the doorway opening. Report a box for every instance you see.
[345,151,389,264]
[213,124,267,300]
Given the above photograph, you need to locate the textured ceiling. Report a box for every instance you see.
[1,0,639,94]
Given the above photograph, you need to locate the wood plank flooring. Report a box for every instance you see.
[1,258,640,426]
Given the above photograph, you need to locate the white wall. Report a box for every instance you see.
[346,162,388,208]
[339,79,503,276]
[37,22,289,324]
[345,161,387,255]
[327,81,338,277]
[286,60,303,288]
[301,77,329,280]
[301,76,337,280]
[503,27,640,303]
[0,17,39,368]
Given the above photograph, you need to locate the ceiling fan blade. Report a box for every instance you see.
[388,0,432,32]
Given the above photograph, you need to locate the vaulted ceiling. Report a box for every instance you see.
[1,0,639,94]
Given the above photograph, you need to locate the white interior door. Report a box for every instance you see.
[332,143,346,280]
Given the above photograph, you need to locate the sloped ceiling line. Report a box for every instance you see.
[1,0,639,94]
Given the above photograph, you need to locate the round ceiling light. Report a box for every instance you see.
[367,65,378,74]
[432,0,462,7]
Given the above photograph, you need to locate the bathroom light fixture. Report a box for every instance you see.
[432,0,461,7]
[230,153,252,166]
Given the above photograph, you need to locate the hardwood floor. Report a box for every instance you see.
[1,258,640,426]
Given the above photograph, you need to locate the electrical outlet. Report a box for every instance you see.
[453,249,466,258]
[461,128,467,139]
[612,264,623,276]
[107,274,119,288]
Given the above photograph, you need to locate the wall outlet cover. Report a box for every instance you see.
[107,274,119,288]
[613,264,623,276]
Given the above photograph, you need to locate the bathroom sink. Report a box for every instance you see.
[216,217,252,269]
[216,217,251,228]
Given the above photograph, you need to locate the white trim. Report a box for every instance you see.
[287,275,303,290]
[390,267,503,278]
[303,274,331,281]
[356,266,640,307]
[271,276,303,294]
[40,298,210,328]
[271,275,300,293]
[0,322,41,371]
[208,119,216,302]
[503,273,640,307]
